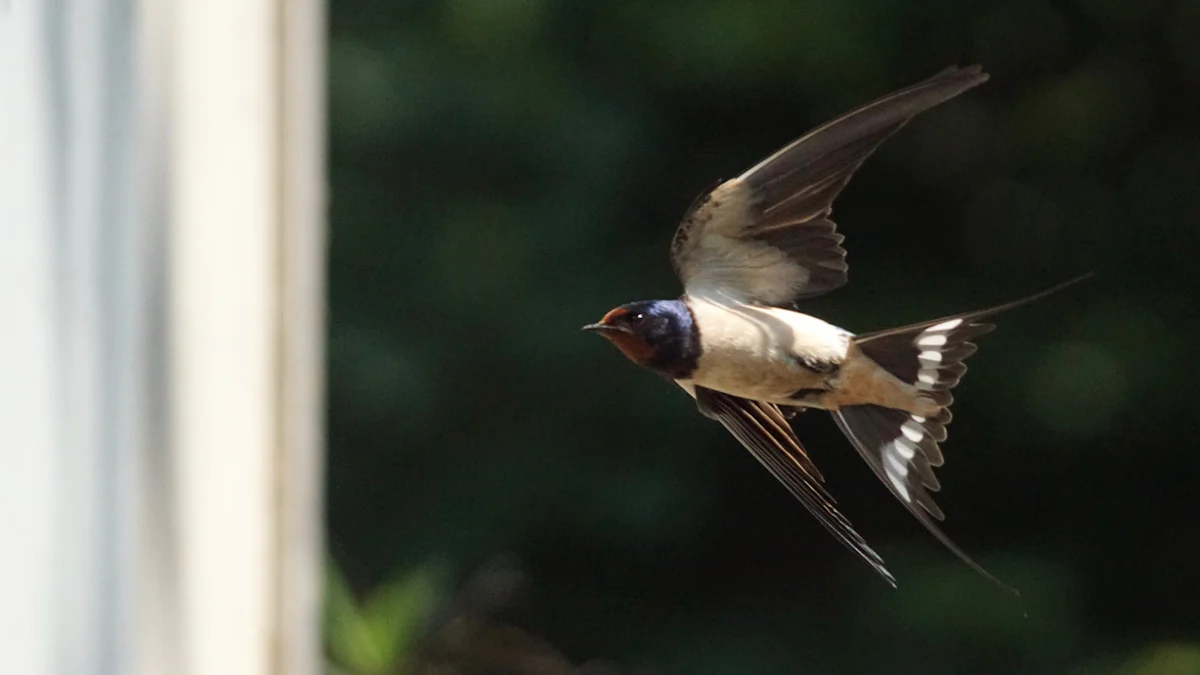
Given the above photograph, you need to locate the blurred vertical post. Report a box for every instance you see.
[170,0,326,674]
[0,0,325,671]
[0,3,60,674]
[2,0,149,671]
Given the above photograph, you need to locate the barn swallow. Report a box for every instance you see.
[584,65,1088,589]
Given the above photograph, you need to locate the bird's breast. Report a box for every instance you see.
[682,296,851,402]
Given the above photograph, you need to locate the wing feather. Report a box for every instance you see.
[692,386,896,586]
[671,65,989,306]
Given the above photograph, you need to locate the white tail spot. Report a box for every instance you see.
[917,370,938,385]
[892,437,917,460]
[900,422,924,443]
[911,415,926,423]
[885,451,909,477]
[916,334,947,347]
[929,318,963,332]
[919,350,943,363]
[885,446,912,501]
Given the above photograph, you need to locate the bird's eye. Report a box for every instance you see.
[632,313,645,322]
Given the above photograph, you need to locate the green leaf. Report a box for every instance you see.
[324,561,446,675]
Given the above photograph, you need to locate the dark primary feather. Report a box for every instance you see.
[738,65,990,223]
[694,386,896,587]
[670,65,989,307]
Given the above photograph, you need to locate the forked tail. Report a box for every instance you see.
[832,273,1092,592]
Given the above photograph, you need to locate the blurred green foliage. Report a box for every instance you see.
[325,0,1200,673]
[325,561,446,674]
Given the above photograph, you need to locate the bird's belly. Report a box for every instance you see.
[689,352,828,401]
[683,298,851,402]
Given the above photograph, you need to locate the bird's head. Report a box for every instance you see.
[582,299,699,378]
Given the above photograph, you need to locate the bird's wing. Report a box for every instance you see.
[670,65,988,307]
[692,385,895,586]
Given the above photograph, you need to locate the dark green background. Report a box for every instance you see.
[325,0,1200,672]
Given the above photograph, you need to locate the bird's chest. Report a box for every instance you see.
[682,299,851,401]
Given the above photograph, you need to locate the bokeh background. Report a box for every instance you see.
[322,1,1200,673]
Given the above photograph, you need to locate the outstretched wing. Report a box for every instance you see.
[691,385,896,586]
[670,65,989,307]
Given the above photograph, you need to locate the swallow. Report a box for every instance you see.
[583,65,1089,589]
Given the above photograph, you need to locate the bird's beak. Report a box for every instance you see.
[581,321,625,335]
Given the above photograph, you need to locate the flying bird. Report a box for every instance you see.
[583,65,1087,589]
